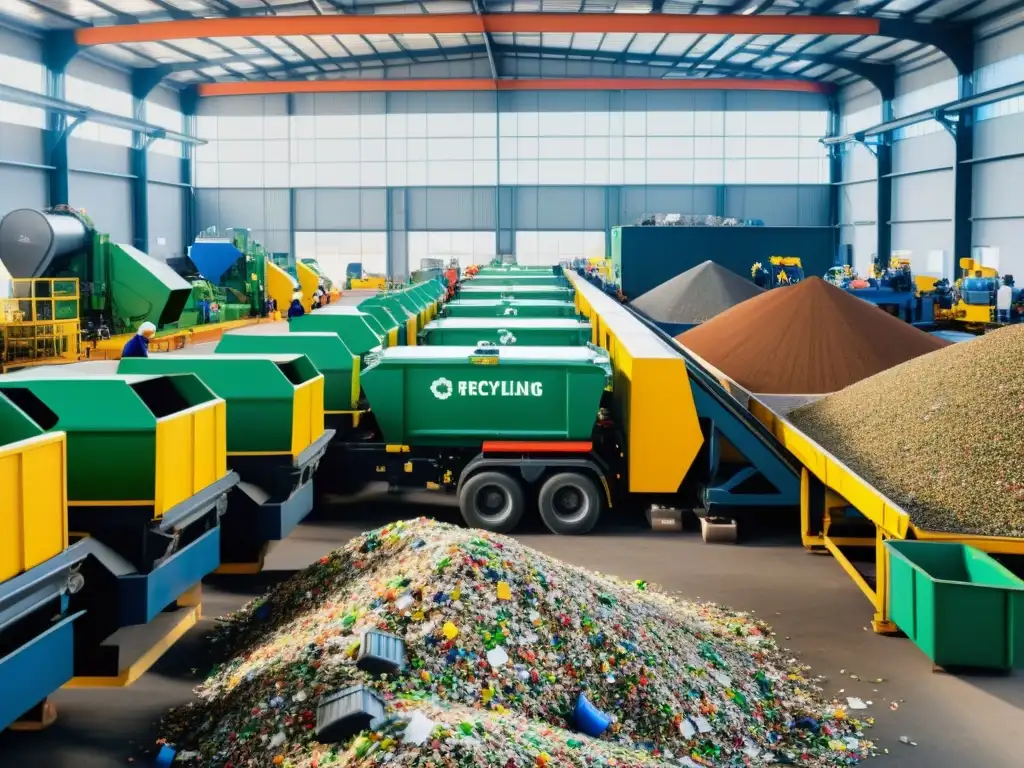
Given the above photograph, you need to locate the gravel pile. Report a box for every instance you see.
[678,277,948,394]
[631,261,763,324]
[789,325,1024,537]
[161,519,872,767]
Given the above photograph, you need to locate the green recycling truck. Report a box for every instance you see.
[418,318,592,347]
[442,299,579,319]
[457,285,574,302]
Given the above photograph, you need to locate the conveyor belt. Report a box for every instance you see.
[631,308,800,474]
[625,306,801,512]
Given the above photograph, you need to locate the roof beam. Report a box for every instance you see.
[155,42,891,95]
[198,77,834,97]
[75,14,884,46]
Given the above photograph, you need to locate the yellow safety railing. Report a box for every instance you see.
[1,278,82,372]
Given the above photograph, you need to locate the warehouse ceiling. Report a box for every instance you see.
[0,0,1015,91]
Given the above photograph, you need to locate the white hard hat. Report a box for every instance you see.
[138,321,156,336]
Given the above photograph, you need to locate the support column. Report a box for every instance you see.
[387,187,408,279]
[181,86,198,250]
[951,69,975,272]
[827,97,841,260]
[604,185,621,258]
[876,98,893,275]
[43,32,79,207]
[130,66,172,253]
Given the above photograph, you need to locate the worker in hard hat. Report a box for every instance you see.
[121,321,156,358]
[287,292,305,321]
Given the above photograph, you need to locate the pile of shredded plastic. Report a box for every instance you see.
[162,519,872,767]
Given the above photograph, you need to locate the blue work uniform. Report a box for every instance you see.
[287,299,305,320]
[121,334,150,358]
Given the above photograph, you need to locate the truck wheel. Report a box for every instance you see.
[459,471,525,533]
[537,472,602,535]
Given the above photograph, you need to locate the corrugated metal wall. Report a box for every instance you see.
[839,13,1024,278]
[971,22,1024,279]
[838,80,881,276]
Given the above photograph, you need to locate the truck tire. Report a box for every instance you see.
[459,471,525,533]
[537,472,602,535]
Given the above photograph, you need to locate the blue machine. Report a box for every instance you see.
[846,287,921,323]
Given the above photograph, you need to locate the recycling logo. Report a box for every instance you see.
[430,377,453,400]
[503,307,518,316]
[498,330,517,345]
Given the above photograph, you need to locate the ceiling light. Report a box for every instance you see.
[740,5,758,14]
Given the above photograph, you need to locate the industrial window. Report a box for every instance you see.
[195,92,830,188]
[408,231,496,271]
[294,232,388,281]
[893,76,959,140]
[515,232,605,266]
[65,77,133,147]
[975,53,1024,122]
[0,54,45,129]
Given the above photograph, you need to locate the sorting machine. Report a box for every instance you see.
[0,207,190,345]
[0,369,238,730]
[186,229,298,323]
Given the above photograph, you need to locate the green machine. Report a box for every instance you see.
[0,206,191,337]
[360,345,611,447]
[443,299,579,319]
[419,318,592,347]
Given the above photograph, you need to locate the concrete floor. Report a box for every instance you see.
[1,491,1020,767]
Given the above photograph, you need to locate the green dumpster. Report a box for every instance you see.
[419,318,592,347]
[216,331,360,412]
[443,299,579,319]
[886,540,1024,670]
[290,306,385,357]
[360,345,611,447]
[117,354,325,457]
[458,285,574,302]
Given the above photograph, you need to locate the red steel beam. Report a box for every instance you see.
[197,78,834,97]
[76,13,880,46]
